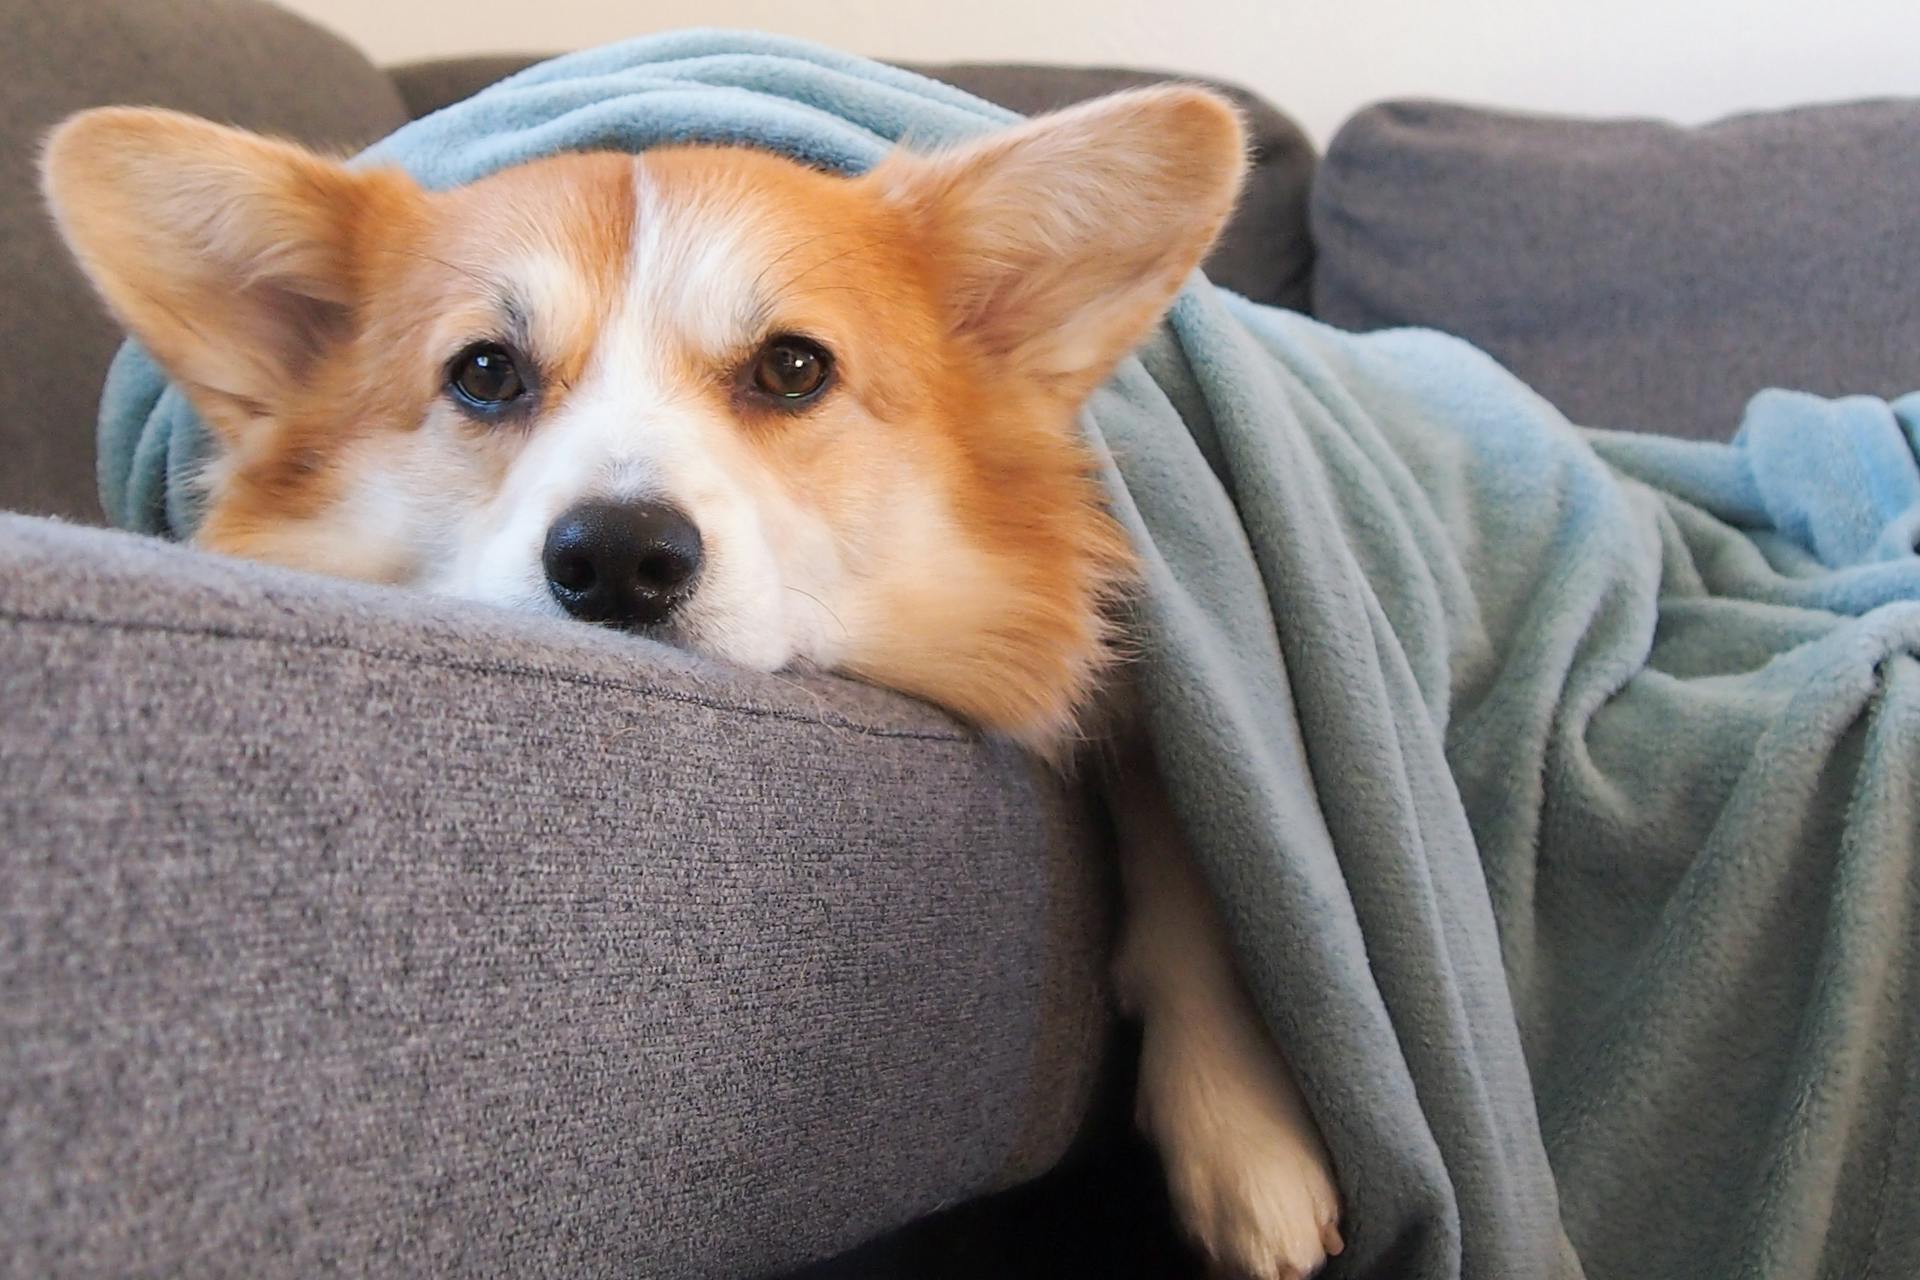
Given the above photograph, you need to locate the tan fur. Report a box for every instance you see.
[628,145,1144,748]
[1111,744,1345,1277]
[43,88,1342,1277]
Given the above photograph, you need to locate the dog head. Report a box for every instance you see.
[43,88,1244,747]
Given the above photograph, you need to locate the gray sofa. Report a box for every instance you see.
[6,1,1919,1277]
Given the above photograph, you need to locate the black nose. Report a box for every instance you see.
[543,499,704,628]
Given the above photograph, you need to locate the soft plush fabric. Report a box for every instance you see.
[1127,311,1920,1280]
[0,512,1109,1279]
[0,0,410,525]
[1312,99,1920,442]
[388,55,1318,312]
[94,31,1920,1280]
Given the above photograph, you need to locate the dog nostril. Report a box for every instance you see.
[548,549,596,593]
[638,549,694,590]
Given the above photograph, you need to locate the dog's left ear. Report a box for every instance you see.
[872,87,1245,399]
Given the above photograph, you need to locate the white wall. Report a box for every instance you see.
[280,0,1920,144]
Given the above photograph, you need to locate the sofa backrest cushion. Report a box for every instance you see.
[1312,99,1920,440]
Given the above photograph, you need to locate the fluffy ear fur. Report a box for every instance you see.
[40,107,420,440]
[871,86,1246,399]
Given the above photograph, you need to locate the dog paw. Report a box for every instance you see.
[1140,1037,1344,1278]
[1163,1119,1343,1278]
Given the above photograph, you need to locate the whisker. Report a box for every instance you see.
[784,238,894,289]
[764,667,836,721]
[750,230,845,298]
[789,283,923,308]
[784,584,850,639]
[763,229,915,296]
[367,244,496,292]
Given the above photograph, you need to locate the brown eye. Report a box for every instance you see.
[751,336,833,403]
[449,342,526,411]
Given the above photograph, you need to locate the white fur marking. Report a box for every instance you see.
[435,158,852,671]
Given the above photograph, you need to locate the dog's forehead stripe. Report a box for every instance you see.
[625,157,776,361]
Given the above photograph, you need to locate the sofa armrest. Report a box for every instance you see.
[0,514,1110,1278]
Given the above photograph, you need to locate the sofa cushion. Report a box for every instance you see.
[1312,99,1920,441]
[0,513,1109,1278]
[2,0,411,524]
[389,56,1318,312]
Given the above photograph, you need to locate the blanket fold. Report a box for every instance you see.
[97,32,1920,1280]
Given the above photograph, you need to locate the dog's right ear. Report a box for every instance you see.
[41,108,421,440]
[871,87,1245,405]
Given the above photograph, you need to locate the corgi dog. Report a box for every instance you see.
[43,88,1342,1278]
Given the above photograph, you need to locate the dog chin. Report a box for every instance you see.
[667,611,799,674]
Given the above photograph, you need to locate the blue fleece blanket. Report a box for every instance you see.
[96,32,1920,1280]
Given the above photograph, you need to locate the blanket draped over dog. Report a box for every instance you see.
[97,32,1920,1280]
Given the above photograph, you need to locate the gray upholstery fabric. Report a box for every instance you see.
[390,53,554,119]
[1312,99,1920,440]
[0,0,410,524]
[0,513,1109,1278]
[389,56,1318,311]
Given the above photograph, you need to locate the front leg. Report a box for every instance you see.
[1109,745,1343,1279]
